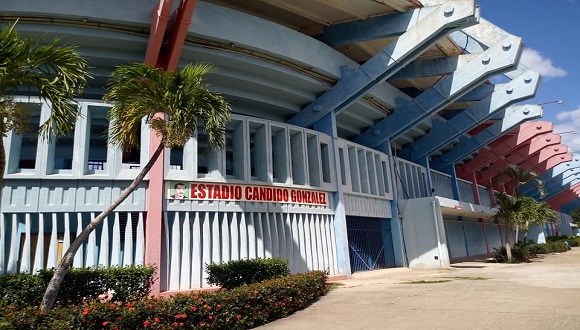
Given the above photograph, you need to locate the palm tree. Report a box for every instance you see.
[40,62,231,311]
[0,24,88,197]
[492,164,547,262]
[491,192,524,262]
[499,164,545,198]
[520,199,557,243]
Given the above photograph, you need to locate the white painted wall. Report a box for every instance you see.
[400,197,450,268]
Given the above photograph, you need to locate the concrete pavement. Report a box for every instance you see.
[259,248,580,330]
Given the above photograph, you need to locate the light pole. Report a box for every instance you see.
[537,100,564,106]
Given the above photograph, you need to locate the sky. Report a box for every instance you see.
[477,0,580,152]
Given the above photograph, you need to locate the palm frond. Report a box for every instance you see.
[104,62,231,151]
[0,24,89,139]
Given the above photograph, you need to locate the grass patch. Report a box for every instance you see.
[400,279,452,284]
[444,276,487,281]
[328,282,345,291]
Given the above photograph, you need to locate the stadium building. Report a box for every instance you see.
[1,0,578,294]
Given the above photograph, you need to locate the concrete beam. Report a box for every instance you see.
[547,184,580,208]
[390,54,478,79]
[287,0,479,128]
[314,5,437,46]
[164,0,198,70]
[456,124,555,178]
[399,70,539,161]
[430,104,543,170]
[541,178,580,202]
[355,34,524,147]
[144,0,174,66]
[520,156,580,196]
[450,18,529,79]
[481,144,568,185]
[560,197,580,213]
[504,150,573,194]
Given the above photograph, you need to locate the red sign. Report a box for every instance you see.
[167,182,328,206]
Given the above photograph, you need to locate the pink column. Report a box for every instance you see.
[142,0,174,295]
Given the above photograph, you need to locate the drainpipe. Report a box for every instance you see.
[431,199,444,268]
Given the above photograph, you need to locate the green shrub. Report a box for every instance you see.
[528,243,551,255]
[0,273,45,308]
[546,241,568,253]
[568,237,580,247]
[0,265,156,308]
[492,245,534,263]
[100,266,157,302]
[1,271,328,330]
[528,241,568,254]
[543,236,580,248]
[206,257,290,289]
[37,267,106,306]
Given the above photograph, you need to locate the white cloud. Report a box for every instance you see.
[521,48,567,78]
[554,108,580,153]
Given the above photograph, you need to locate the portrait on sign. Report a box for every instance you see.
[169,182,189,199]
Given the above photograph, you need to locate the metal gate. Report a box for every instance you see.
[346,216,395,272]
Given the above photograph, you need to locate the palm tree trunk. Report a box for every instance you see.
[40,142,165,311]
[505,222,513,263]
[515,225,519,244]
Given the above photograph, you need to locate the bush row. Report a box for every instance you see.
[206,257,290,289]
[1,271,329,330]
[0,265,156,308]
[527,241,568,255]
[546,236,580,247]
[493,239,573,263]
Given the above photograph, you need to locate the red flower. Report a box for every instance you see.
[216,304,222,308]
[82,308,90,316]
[208,315,213,320]
[190,306,197,311]
[143,320,151,327]
[116,317,122,321]
[173,322,179,327]
[257,311,262,315]
[154,318,160,324]
[236,315,242,320]
[179,323,184,327]
[8,306,15,310]
[199,322,206,327]
[102,321,110,326]
[175,313,187,319]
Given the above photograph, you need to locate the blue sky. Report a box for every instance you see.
[478,0,580,152]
